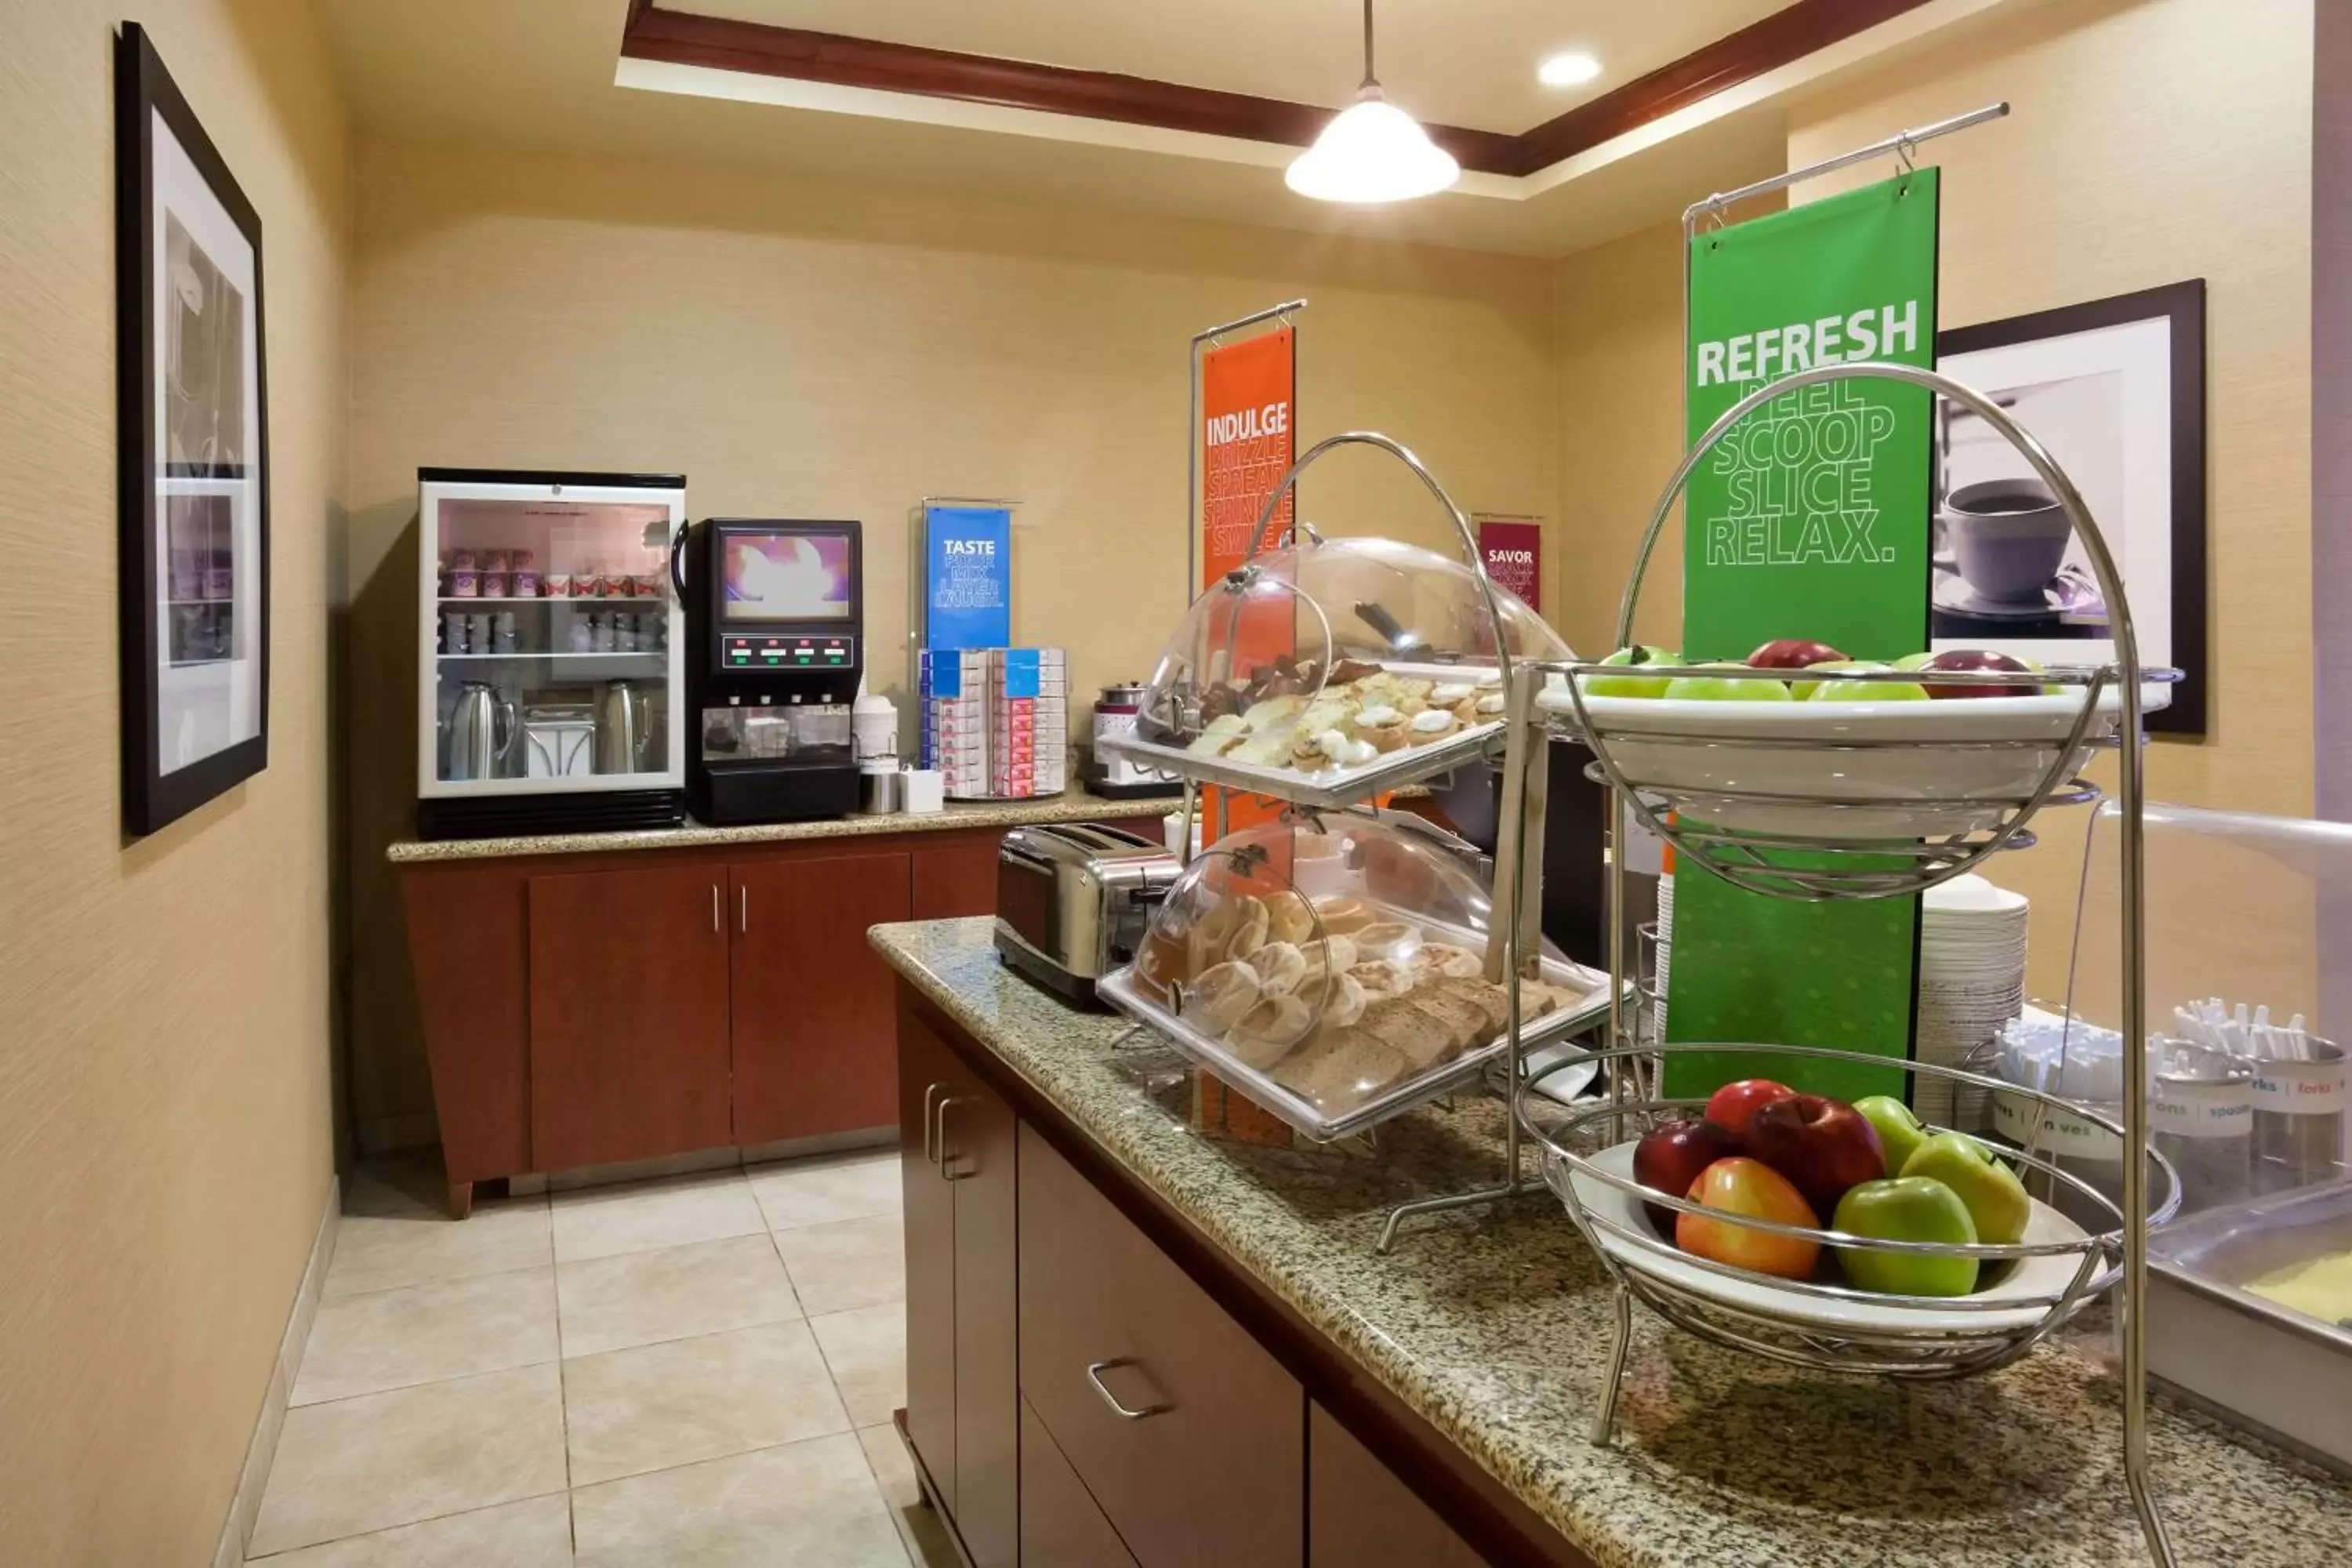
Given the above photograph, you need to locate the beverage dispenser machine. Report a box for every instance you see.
[677,517,864,823]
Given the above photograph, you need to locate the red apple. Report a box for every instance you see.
[1744,1093,1888,1216]
[1676,1158,1821,1280]
[1632,1118,1741,1233]
[1748,637,1849,670]
[1922,648,2038,699]
[1703,1078,1797,1143]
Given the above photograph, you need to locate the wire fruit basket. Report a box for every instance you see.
[1492,360,2183,1564]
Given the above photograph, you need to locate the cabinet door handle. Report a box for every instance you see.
[739,885,749,934]
[921,1082,946,1163]
[1084,1359,1172,1421]
[711,884,720,934]
[935,1096,974,1181]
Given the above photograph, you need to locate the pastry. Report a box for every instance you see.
[1475,691,1508,717]
[1429,681,1475,706]
[1271,1025,1410,1112]
[1229,726,1300,768]
[1178,959,1261,1031]
[1358,996,1461,1074]
[1476,670,1504,688]
[1289,728,1333,771]
[1222,895,1271,960]
[1310,896,1376,936]
[1333,737,1378,768]
[1225,993,1315,1069]
[1429,976,1512,1033]
[1389,676,1436,704]
[1295,935,1358,985]
[1352,920,1424,965]
[1413,941,1483,982]
[1244,940,1307,996]
[1353,705,1408,752]
[1328,658,1385,685]
[1240,695,1304,729]
[1406,708,1460,746]
[1265,891,1316,946]
[1348,956,1415,1000]
[1297,698,1356,735]
[1186,713,1247,755]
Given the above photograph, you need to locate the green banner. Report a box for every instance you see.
[1664,169,1937,1109]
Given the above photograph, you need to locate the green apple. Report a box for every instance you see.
[1583,645,1679,699]
[1663,663,1794,703]
[1852,1094,1931,1178]
[1806,661,1929,702]
[1892,652,1938,671]
[1900,1131,2032,1246]
[1833,1178,1980,1296]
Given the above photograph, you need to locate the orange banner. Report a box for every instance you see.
[1200,326,1296,587]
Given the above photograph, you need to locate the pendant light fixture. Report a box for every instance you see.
[1285,0,1460,204]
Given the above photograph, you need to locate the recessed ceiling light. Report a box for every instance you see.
[1538,52,1602,88]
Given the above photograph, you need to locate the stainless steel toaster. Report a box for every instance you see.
[994,822,1180,1004]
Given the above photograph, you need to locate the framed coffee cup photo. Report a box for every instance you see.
[1935,281,2207,735]
[116,24,270,833]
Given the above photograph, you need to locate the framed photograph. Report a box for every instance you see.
[116,24,270,833]
[1935,280,2207,735]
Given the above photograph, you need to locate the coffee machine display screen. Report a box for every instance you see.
[723,532,854,622]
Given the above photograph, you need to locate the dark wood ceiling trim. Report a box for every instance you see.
[619,6,1523,176]
[1514,0,1936,172]
[622,0,1937,181]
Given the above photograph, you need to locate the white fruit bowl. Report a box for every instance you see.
[1537,679,2173,840]
[1557,1141,2106,1338]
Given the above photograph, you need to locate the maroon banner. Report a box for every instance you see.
[1476,516,1542,612]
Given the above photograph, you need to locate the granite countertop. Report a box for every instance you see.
[870,916,2352,1568]
[387,787,1178,863]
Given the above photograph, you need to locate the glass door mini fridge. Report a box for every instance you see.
[415,467,688,839]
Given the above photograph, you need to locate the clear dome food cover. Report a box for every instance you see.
[1130,811,1591,1129]
[1138,535,1568,762]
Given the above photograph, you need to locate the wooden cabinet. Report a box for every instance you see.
[912,837,1002,919]
[526,863,731,1172]
[1310,1403,1488,1568]
[898,1002,1020,1568]
[728,851,911,1145]
[900,1012,962,1520]
[1022,1396,1139,1568]
[1018,1123,1303,1568]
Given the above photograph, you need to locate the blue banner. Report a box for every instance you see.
[922,504,1012,651]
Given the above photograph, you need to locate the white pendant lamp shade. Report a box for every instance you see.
[1285,87,1460,203]
[1285,2,1458,205]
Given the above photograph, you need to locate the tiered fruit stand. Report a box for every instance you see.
[1499,360,2185,1566]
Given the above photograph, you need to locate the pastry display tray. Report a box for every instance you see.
[1098,932,1619,1145]
[1097,720,1505,810]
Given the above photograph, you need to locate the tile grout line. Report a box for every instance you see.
[245,1490,571,1564]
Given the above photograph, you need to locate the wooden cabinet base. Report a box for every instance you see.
[397,825,1030,1209]
[891,1408,979,1568]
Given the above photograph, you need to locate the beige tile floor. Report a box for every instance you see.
[249,1149,956,1566]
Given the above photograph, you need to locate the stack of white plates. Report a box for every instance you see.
[1916,874,2029,1128]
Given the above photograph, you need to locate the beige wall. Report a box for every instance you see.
[1789,0,2315,1004]
[345,141,1559,1127]
[0,1,349,1561]
[1548,0,2317,1007]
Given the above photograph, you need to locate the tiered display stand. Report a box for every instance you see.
[1098,429,1588,1250]
[1502,359,2183,1566]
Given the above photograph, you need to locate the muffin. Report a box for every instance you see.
[1225,993,1316,1069]
[1178,959,1262,1031]
[1244,940,1308,996]
[1310,896,1376,936]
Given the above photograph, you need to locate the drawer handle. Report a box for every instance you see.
[921,1082,946,1163]
[1084,1358,1172,1421]
[935,1097,975,1181]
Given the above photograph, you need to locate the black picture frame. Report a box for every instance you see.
[116,24,271,833]
[1937,280,2208,736]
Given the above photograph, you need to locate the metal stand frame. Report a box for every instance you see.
[1494,359,2175,1565]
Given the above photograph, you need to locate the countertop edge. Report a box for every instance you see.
[387,789,1178,864]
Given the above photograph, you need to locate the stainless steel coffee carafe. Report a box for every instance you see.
[597,681,655,775]
[445,681,517,781]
